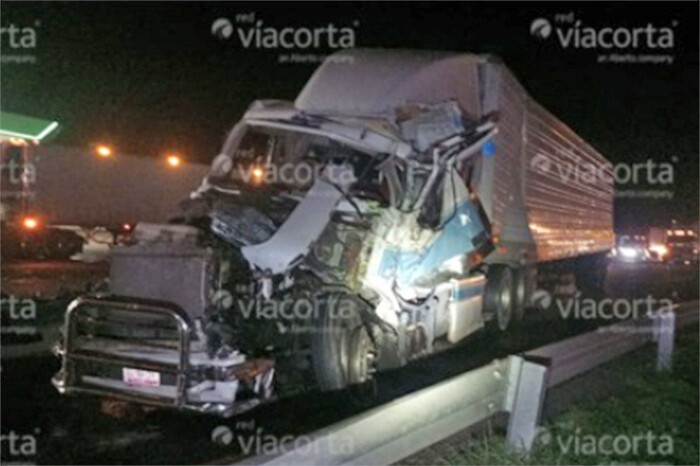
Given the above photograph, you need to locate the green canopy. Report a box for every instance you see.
[0,111,59,142]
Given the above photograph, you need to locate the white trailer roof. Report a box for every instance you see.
[295,49,487,119]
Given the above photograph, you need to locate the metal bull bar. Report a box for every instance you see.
[52,296,274,416]
[53,296,193,408]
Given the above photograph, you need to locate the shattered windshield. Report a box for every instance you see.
[223,125,390,204]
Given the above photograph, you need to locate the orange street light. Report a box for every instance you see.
[22,216,39,230]
[251,165,264,183]
[166,154,182,168]
[95,145,113,158]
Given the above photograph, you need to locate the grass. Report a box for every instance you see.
[443,327,699,465]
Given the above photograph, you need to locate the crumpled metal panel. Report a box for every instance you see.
[295,49,482,120]
[294,50,613,263]
[241,165,354,275]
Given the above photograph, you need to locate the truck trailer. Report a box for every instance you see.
[52,49,614,416]
[1,142,209,260]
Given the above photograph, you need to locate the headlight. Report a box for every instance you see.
[649,244,668,257]
[618,246,640,259]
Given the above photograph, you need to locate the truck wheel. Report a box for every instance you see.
[484,266,514,333]
[311,296,376,393]
[512,266,535,322]
[512,267,526,322]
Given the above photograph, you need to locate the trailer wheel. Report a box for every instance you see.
[484,266,514,332]
[311,295,376,395]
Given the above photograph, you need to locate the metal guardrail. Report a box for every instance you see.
[525,308,658,387]
[239,356,521,466]
[525,302,698,384]
[504,302,697,450]
[242,301,699,465]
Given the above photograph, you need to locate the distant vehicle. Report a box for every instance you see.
[648,227,671,260]
[649,227,699,264]
[0,220,84,260]
[53,49,614,417]
[612,235,652,262]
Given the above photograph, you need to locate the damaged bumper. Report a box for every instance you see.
[52,296,274,417]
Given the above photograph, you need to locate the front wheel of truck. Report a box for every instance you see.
[484,265,514,333]
[310,296,377,400]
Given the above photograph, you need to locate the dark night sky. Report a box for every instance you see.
[1,1,698,228]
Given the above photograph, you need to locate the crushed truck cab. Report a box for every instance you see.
[53,49,613,416]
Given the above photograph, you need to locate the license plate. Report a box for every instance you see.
[122,368,160,387]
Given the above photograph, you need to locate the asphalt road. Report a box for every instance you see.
[0,259,697,464]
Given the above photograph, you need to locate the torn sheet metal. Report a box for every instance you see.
[399,101,466,151]
[241,165,356,275]
[366,172,488,288]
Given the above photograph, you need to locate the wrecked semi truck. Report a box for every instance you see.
[53,49,614,416]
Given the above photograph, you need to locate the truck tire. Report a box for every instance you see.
[512,265,535,322]
[310,295,376,393]
[484,265,514,333]
[512,267,526,322]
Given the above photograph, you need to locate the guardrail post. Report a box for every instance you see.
[654,310,675,371]
[505,359,547,453]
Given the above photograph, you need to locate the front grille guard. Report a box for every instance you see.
[53,296,200,411]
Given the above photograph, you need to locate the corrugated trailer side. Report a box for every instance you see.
[522,92,614,261]
[484,60,614,263]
